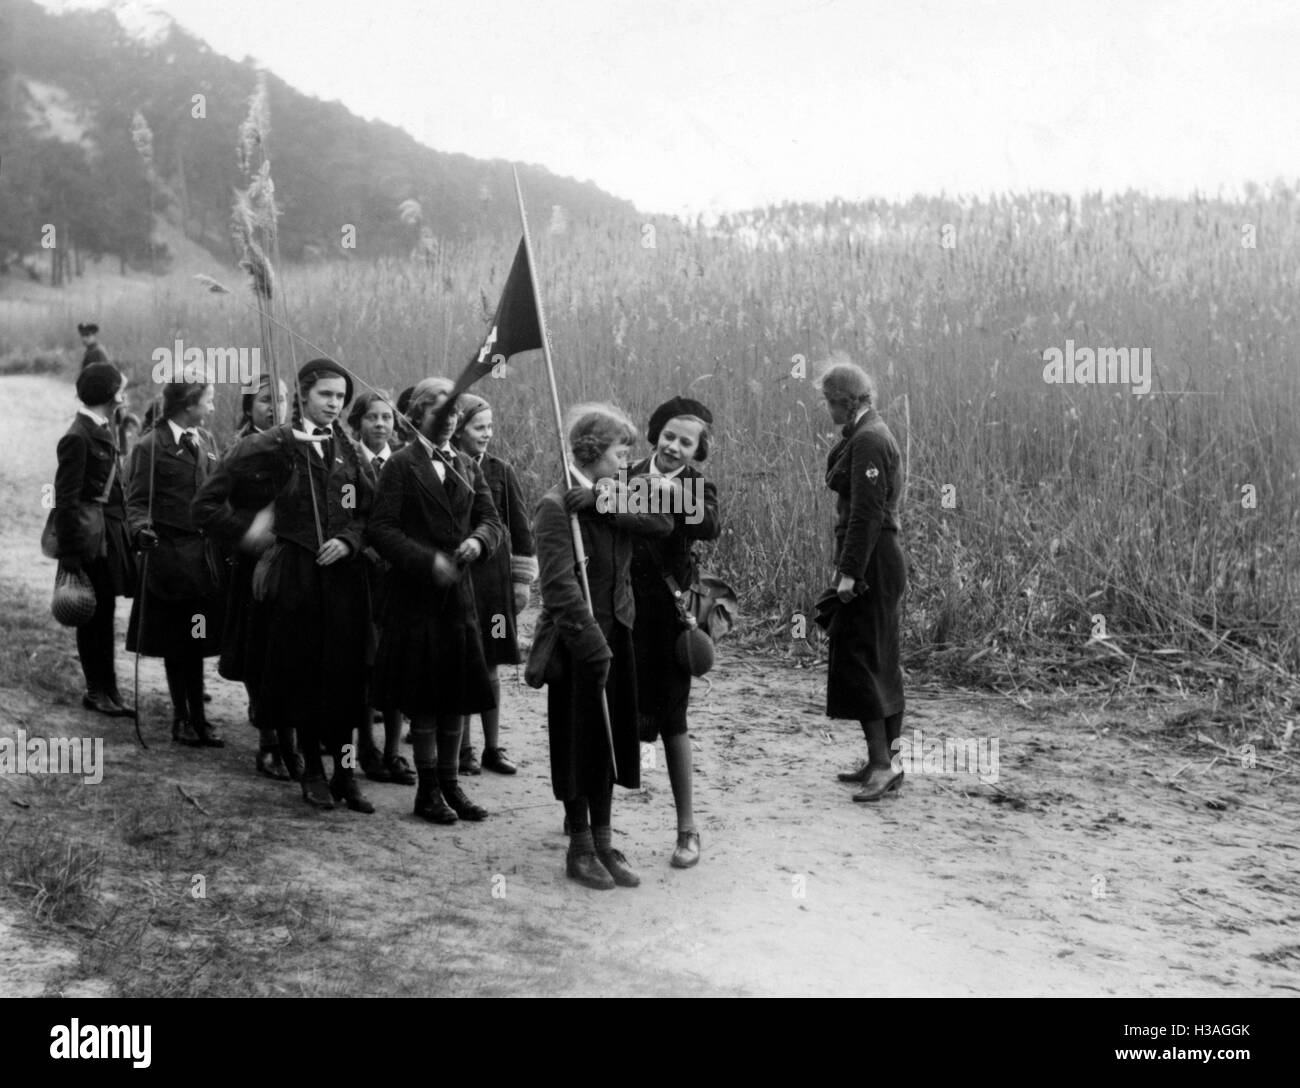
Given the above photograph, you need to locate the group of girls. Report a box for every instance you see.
[54,358,730,888]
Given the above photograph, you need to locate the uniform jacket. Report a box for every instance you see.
[827,407,903,584]
[365,442,504,600]
[53,411,127,559]
[627,457,720,594]
[532,482,672,665]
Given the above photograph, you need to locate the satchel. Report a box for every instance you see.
[251,540,284,602]
[523,614,564,689]
[40,452,116,561]
[676,569,738,641]
[146,533,221,601]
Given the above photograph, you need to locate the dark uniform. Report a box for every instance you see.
[53,411,135,703]
[825,407,906,721]
[466,452,534,666]
[366,443,503,716]
[627,459,720,740]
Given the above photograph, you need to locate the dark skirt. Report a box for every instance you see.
[256,542,371,735]
[632,583,691,741]
[826,530,907,720]
[217,552,268,684]
[547,623,640,800]
[470,548,520,666]
[102,515,137,598]
[125,589,223,658]
[374,577,495,717]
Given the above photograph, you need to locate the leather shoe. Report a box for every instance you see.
[330,770,375,814]
[459,746,481,776]
[596,848,641,887]
[360,746,390,782]
[670,829,701,869]
[481,746,517,775]
[256,748,291,781]
[284,751,306,782]
[413,780,458,824]
[566,850,615,890]
[853,767,904,802]
[837,761,870,783]
[192,720,224,748]
[172,718,202,746]
[440,782,487,821]
[301,774,335,809]
[383,753,416,785]
[105,691,134,717]
[83,691,128,717]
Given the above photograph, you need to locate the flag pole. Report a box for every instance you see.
[511,165,618,779]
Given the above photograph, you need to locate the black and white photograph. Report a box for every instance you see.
[0,0,1296,1029]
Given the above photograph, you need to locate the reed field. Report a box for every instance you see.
[5,190,1299,694]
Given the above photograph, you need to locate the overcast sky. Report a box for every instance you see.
[41,0,1300,215]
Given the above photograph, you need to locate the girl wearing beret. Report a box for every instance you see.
[347,391,414,785]
[366,378,504,825]
[194,359,375,812]
[629,397,721,868]
[819,360,908,802]
[126,379,225,746]
[199,375,297,779]
[53,363,136,717]
[452,393,537,776]
[528,404,673,890]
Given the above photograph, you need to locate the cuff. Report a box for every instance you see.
[510,554,539,584]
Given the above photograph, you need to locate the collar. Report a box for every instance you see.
[77,406,111,428]
[843,405,872,436]
[568,464,594,489]
[429,442,454,462]
[167,418,198,445]
[361,443,385,465]
[647,456,685,480]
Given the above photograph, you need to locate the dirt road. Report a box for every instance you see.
[2,374,1297,997]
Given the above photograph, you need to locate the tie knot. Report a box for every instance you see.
[314,426,330,436]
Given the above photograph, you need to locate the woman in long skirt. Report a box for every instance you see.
[528,404,672,890]
[452,393,537,776]
[197,375,297,778]
[125,379,225,745]
[52,363,136,717]
[629,397,721,868]
[367,378,503,824]
[819,359,908,801]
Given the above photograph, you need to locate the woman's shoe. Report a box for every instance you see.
[566,850,615,890]
[837,761,870,783]
[596,848,641,888]
[670,829,701,869]
[256,748,291,781]
[360,747,390,782]
[192,720,224,748]
[440,782,488,821]
[413,780,458,824]
[173,718,201,746]
[301,774,335,809]
[383,753,417,785]
[853,766,904,802]
[330,770,375,814]
[459,746,482,776]
[481,747,517,775]
[284,751,306,782]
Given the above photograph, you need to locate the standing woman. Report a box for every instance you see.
[528,404,672,890]
[367,378,503,824]
[125,379,225,746]
[206,359,375,811]
[819,359,908,801]
[53,363,136,716]
[629,397,721,868]
[198,374,293,778]
[452,393,537,776]
[347,390,413,785]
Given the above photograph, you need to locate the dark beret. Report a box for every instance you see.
[75,362,124,407]
[647,396,714,461]
[77,322,99,336]
[297,358,353,404]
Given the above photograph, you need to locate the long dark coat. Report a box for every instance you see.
[825,408,907,721]
[53,412,135,595]
[192,422,275,686]
[531,482,672,799]
[366,443,504,716]
[463,451,534,666]
[197,421,374,737]
[124,423,223,658]
[627,457,721,739]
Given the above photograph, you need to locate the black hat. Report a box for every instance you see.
[647,396,713,461]
[77,322,99,336]
[296,358,353,404]
[74,362,123,407]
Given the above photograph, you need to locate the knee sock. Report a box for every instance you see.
[381,707,401,761]
[592,826,613,853]
[564,797,590,834]
[411,715,437,770]
[663,732,695,832]
[163,658,189,720]
[482,669,501,749]
[885,712,904,748]
[184,659,205,724]
[436,714,461,784]
[863,719,891,769]
[589,785,613,830]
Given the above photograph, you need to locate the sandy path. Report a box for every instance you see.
[2,374,1297,997]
